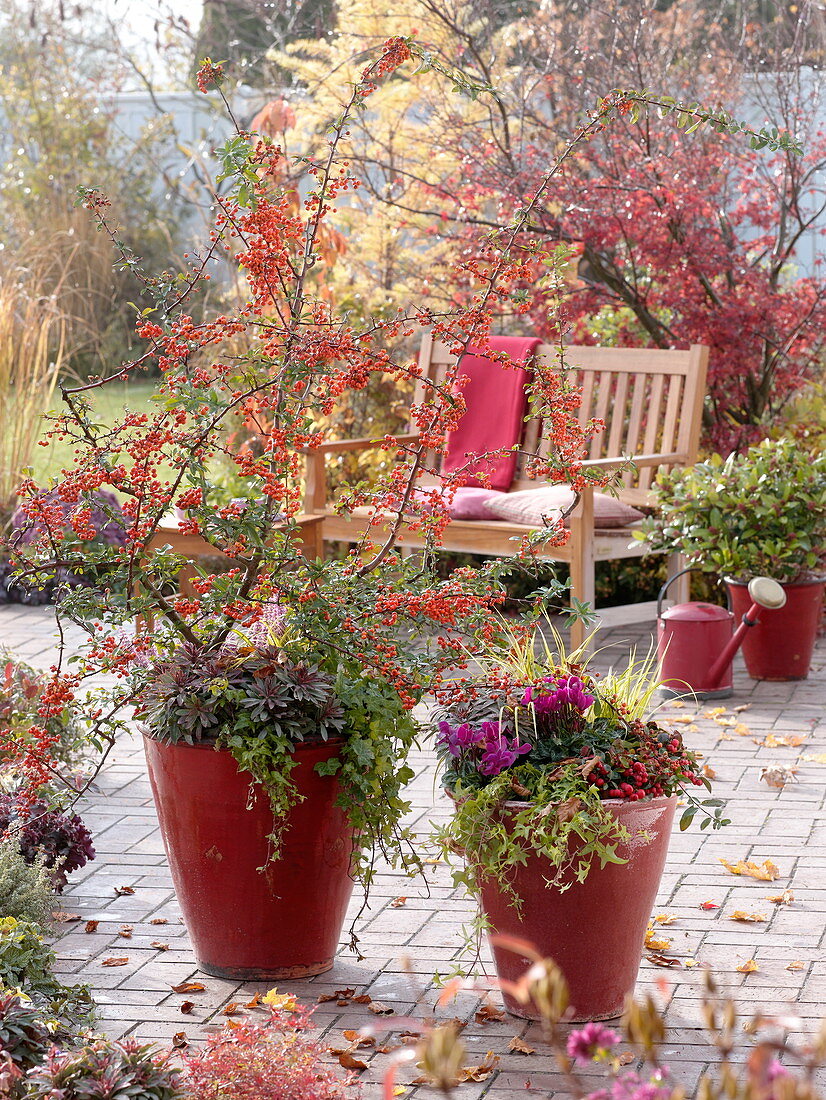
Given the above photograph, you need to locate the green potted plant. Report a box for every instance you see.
[639,436,826,680]
[433,625,725,1021]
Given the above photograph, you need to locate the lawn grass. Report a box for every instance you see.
[32,378,164,488]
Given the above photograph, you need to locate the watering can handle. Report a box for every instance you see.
[655,567,725,620]
[656,567,697,619]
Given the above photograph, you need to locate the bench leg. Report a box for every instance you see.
[666,552,690,605]
[568,503,595,653]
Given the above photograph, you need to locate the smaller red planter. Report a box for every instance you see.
[726,578,824,681]
[144,735,355,980]
[477,795,676,1022]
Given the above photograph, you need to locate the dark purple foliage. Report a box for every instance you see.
[0,795,95,892]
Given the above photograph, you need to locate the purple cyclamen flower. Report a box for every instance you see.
[566,1021,621,1063]
[437,720,485,758]
[477,728,531,777]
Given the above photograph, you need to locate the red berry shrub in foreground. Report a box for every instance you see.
[182,1006,357,1100]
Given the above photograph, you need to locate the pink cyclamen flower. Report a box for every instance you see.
[566,1021,621,1063]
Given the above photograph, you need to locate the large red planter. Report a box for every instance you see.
[726,578,824,681]
[477,795,676,1022]
[144,735,355,980]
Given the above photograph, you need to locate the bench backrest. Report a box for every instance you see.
[413,335,709,493]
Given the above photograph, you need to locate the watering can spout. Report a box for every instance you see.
[705,577,787,687]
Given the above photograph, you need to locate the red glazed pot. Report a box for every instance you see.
[726,578,824,681]
[477,795,676,1022]
[144,735,355,980]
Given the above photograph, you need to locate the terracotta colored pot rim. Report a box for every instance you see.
[724,576,826,588]
[444,788,676,812]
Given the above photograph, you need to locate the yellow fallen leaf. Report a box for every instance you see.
[735,723,753,737]
[801,753,826,764]
[720,858,780,881]
[715,717,736,727]
[767,890,794,905]
[654,914,678,925]
[704,707,728,717]
[730,911,767,923]
[733,704,751,713]
[763,734,806,748]
[262,989,298,1011]
[684,958,697,968]
[737,959,758,974]
[786,961,804,972]
[645,928,672,950]
[392,1089,407,1097]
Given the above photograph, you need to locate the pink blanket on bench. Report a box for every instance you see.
[442,336,541,491]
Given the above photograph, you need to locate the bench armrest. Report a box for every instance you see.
[302,433,421,511]
[580,451,685,472]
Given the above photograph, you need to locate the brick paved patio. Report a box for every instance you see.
[2,602,824,1097]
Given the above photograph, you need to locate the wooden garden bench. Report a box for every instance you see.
[304,334,709,647]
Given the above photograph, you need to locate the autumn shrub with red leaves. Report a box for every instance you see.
[182,1005,357,1100]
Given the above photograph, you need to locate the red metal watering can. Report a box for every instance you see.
[657,571,787,699]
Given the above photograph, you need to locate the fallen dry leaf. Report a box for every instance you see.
[700,900,720,910]
[52,911,82,923]
[704,707,728,718]
[786,961,804,972]
[171,982,206,994]
[458,1052,499,1083]
[702,764,717,779]
[422,857,445,866]
[343,1031,375,1048]
[737,959,758,974]
[762,734,806,748]
[645,928,672,951]
[114,886,135,896]
[119,925,133,938]
[172,1033,188,1049]
[646,953,682,968]
[101,957,129,967]
[654,914,678,925]
[715,717,736,727]
[685,959,697,968]
[221,1003,240,1016]
[508,1036,536,1055]
[368,1000,394,1015]
[180,1001,195,1015]
[475,1001,505,1024]
[735,723,753,737]
[389,896,407,908]
[337,1052,368,1072]
[760,765,798,788]
[150,941,170,951]
[246,993,263,1009]
[150,918,168,925]
[617,1052,635,1065]
[317,988,355,1004]
[720,858,780,881]
[801,752,826,764]
[352,994,371,1005]
[730,911,767,923]
[84,920,99,934]
[733,704,751,713]
[767,890,795,905]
